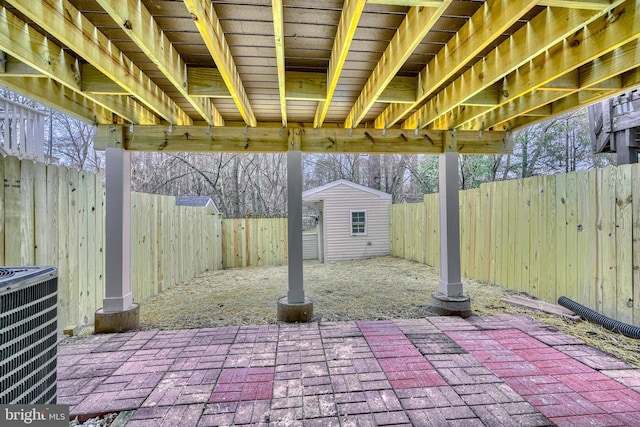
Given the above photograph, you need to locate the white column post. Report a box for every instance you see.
[103,147,133,313]
[287,131,305,304]
[438,131,463,297]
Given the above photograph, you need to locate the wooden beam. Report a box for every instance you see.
[615,66,640,89]
[0,55,43,77]
[463,87,500,106]
[367,0,443,5]
[378,76,416,104]
[448,2,640,130]
[81,64,128,95]
[98,125,510,155]
[285,72,414,103]
[0,6,83,92]
[579,38,640,88]
[490,39,640,129]
[540,71,580,91]
[6,0,188,125]
[497,4,638,107]
[537,0,612,9]
[0,76,113,124]
[430,106,492,131]
[508,86,637,131]
[272,0,287,127]
[187,68,231,98]
[610,100,640,132]
[188,69,330,102]
[375,0,539,129]
[344,1,452,129]
[95,0,223,126]
[184,0,256,126]
[473,89,568,131]
[286,72,327,101]
[315,0,366,128]
[523,105,553,116]
[403,4,612,130]
[0,6,160,124]
[586,76,623,90]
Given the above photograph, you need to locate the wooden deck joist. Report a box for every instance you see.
[0,0,637,148]
[183,0,256,126]
[94,0,224,126]
[6,0,191,125]
[449,1,640,131]
[403,4,617,130]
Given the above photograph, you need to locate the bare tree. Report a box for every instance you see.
[51,112,103,172]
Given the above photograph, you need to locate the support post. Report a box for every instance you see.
[287,146,305,304]
[95,147,139,332]
[615,129,639,165]
[277,129,313,322]
[438,148,463,297]
[431,130,471,317]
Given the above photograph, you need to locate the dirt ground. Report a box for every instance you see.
[139,256,640,368]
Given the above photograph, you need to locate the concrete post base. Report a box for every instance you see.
[277,296,314,323]
[430,292,472,318]
[94,303,140,333]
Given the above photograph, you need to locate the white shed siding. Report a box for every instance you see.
[305,183,390,262]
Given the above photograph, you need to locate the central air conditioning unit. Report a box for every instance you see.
[0,266,58,404]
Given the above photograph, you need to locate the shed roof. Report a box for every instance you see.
[175,196,221,214]
[303,180,392,201]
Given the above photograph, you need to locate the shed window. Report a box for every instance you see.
[351,210,366,236]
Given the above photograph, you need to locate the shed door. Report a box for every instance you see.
[303,233,318,259]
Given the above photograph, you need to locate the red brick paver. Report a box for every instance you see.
[358,320,447,389]
[447,327,640,425]
[209,367,274,403]
[57,315,640,425]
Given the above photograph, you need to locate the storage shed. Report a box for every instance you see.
[175,196,221,215]
[302,180,391,263]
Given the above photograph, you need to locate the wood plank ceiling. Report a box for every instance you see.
[0,0,637,154]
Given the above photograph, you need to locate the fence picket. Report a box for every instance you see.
[477,185,490,282]
[77,170,89,325]
[489,182,499,284]
[599,167,617,316]
[56,166,70,331]
[542,175,557,303]
[616,164,634,324]
[632,164,640,325]
[67,168,80,329]
[19,161,34,265]
[34,163,47,265]
[506,179,518,289]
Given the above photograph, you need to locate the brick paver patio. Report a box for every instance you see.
[58,314,640,426]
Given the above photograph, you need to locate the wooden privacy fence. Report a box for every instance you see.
[131,193,223,302]
[221,217,288,268]
[391,164,640,326]
[0,156,222,332]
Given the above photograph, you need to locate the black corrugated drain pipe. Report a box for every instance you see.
[558,296,640,339]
